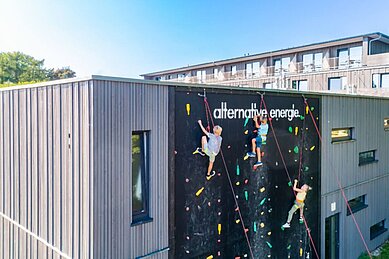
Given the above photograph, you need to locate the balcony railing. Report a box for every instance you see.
[161,56,363,84]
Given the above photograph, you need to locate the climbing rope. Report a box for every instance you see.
[260,94,321,259]
[201,93,255,259]
[303,97,372,259]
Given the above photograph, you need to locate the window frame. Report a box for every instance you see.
[347,195,368,216]
[358,150,378,166]
[131,131,152,226]
[370,219,388,240]
[331,127,353,143]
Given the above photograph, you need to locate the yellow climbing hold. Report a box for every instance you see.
[244,154,249,160]
[260,187,266,193]
[206,255,213,259]
[244,130,249,135]
[196,187,204,196]
[260,222,265,228]
[236,219,240,224]
[186,103,190,115]
[310,145,315,151]
[295,127,298,135]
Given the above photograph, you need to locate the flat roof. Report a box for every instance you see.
[1,75,389,101]
[141,32,389,77]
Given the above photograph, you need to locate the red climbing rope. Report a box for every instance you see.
[202,96,255,259]
[303,97,372,259]
[260,94,321,259]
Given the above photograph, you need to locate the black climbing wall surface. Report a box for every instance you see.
[174,88,320,259]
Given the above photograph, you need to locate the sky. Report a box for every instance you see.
[1,0,389,79]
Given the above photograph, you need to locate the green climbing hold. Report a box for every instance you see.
[253,222,257,232]
[236,164,240,176]
[244,117,250,127]
[293,146,299,154]
[287,244,291,250]
[300,115,305,120]
[304,166,309,172]
[288,181,292,187]
[288,126,293,133]
[244,191,248,201]
[260,198,266,206]
[266,241,272,248]
[311,107,314,111]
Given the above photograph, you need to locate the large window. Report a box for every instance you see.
[359,150,377,166]
[370,220,387,240]
[372,73,389,88]
[132,131,151,225]
[347,195,367,215]
[303,53,322,72]
[328,77,347,91]
[292,80,308,91]
[331,128,353,143]
[197,70,206,82]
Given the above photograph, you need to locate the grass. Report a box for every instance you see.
[359,240,389,258]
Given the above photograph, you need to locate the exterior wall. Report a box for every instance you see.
[320,95,389,258]
[92,79,169,259]
[0,81,93,259]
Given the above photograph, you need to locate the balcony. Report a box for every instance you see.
[160,56,363,84]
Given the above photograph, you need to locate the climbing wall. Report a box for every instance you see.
[174,89,320,258]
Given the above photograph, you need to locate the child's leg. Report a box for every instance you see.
[201,136,207,150]
[299,203,305,218]
[251,138,257,153]
[287,204,299,223]
[256,147,261,162]
[207,161,214,176]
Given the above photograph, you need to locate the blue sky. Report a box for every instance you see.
[1,0,388,78]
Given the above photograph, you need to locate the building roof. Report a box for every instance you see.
[141,32,389,77]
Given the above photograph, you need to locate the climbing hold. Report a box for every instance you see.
[288,126,293,133]
[185,250,190,254]
[235,207,239,211]
[275,185,278,189]
[260,187,265,193]
[295,127,298,135]
[244,179,249,184]
[275,161,279,166]
[185,207,190,211]
[235,257,240,259]
[218,212,221,216]
[206,255,213,259]
[261,211,264,215]
[217,199,221,203]
[288,149,292,153]
[244,130,249,135]
[218,224,222,235]
[228,145,231,149]
[174,150,178,155]
[294,146,299,154]
[236,182,240,186]
[300,115,305,120]
[253,222,257,232]
[218,251,221,256]
[306,106,309,114]
[300,248,303,256]
[196,187,204,196]
[267,231,271,236]
[304,166,309,172]
[236,219,240,224]
[310,145,315,151]
[236,164,240,176]
[186,236,190,240]
[244,117,250,127]
[268,208,272,213]
[217,239,221,243]
[218,172,221,176]
[288,181,292,186]
[311,106,314,111]
[260,198,266,206]
[287,244,291,250]
[208,202,211,207]
[245,228,249,233]
[244,254,248,258]
[243,154,249,160]
[267,255,271,258]
[185,178,190,183]
[186,103,190,115]
[266,241,272,248]
[236,195,239,199]
[260,222,265,228]
[244,191,248,201]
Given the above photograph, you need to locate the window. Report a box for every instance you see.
[178,73,185,79]
[281,57,291,72]
[253,62,260,78]
[292,80,308,91]
[370,220,387,240]
[314,53,323,70]
[347,195,367,215]
[214,68,219,78]
[328,77,347,91]
[263,82,273,89]
[246,63,253,78]
[231,65,237,76]
[197,70,206,82]
[349,46,362,67]
[274,59,281,74]
[372,74,379,88]
[331,128,353,143]
[359,150,377,166]
[303,54,313,72]
[132,131,152,225]
[338,49,349,69]
[384,118,389,131]
[381,74,389,88]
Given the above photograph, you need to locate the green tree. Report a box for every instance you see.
[0,51,76,85]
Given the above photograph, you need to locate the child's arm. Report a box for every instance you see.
[253,115,260,129]
[198,120,209,135]
[293,179,304,193]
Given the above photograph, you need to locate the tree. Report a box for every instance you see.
[0,51,76,85]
